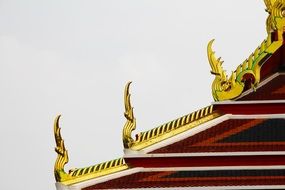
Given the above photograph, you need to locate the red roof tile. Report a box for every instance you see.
[83,170,285,189]
[239,74,285,101]
[151,119,285,154]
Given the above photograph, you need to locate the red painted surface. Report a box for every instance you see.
[238,74,285,101]
[151,119,285,154]
[215,103,285,115]
[84,171,285,189]
[84,37,285,190]
[125,155,285,168]
[259,43,283,80]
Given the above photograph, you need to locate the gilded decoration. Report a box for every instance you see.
[208,0,284,101]
[54,115,128,185]
[54,115,72,182]
[52,1,285,187]
[130,105,220,150]
[122,81,136,148]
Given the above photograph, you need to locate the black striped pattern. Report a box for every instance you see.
[69,158,126,177]
[135,105,214,143]
[165,169,285,178]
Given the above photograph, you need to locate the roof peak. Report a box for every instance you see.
[208,0,285,101]
[53,1,285,188]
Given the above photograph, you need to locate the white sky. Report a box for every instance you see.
[0,1,267,190]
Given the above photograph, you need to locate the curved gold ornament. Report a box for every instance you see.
[122,81,136,148]
[207,1,285,101]
[207,40,243,101]
[131,105,219,150]
[264,0,285,38]
[54,115,72,182]
[53,115,128,185]
[68,158,128,183]
[207,34,277,101]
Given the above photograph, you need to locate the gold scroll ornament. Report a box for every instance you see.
[122,81,136,148]
[207,0,285,101]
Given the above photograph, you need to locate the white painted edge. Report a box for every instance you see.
[107,185,285,190]
[214,99,285,105]
[65,166,285,190]
[57,112,285,190]
[55,182,77,190]
[237,72,283,99]
[68,168,142,190]
[142,165,285,171]
[124,151,285,158]
[140,114,231,154]
[231,114,285,119]
[128,114,285,154]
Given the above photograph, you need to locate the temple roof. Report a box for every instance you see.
[82,169,285,189]
[53,1,285,189]
[151,118,285,154]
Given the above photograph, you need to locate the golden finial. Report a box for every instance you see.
[206,37,269,101]
[263,0,285,37]
[122,82,136,148]
[207,39,225,77]
[54,115,71,182]
[264,0,274,12]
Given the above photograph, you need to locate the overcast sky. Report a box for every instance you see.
[0,1,267,190]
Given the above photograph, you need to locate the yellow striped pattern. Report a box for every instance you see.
[69,158,126,177]
[135,105,214,143]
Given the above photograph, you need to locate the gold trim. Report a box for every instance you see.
[54,115,72,182]
[69,158,125,177]
[207,1,285,102]
[63,158,128,186]
[54,115,128,185]
[52,2,285,186]
[122,81,136,148]
[264,0,285,37]
[208,33,282,101]
[131,105,220,150]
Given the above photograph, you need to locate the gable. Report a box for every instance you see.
[82,168,285,189]
[219,119,285,143]
[239,73,285,101]
[151,118,285,154]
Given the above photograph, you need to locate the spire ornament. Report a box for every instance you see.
[54,115,72,182]
[264,0,285,38]
[207,35,276,101]
[207,1,285,102]
[122,82,136,148]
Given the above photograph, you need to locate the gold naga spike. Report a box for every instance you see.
[207,0,284,102]
[230,71,236,87]
[260,40,266,52]
[236,65,242,76]
[266,34,272,47]
[254,46,260,60]
[248,54,253,69]
[122,81,136,149]
[242,59,248,71]
[264,0,274,12]
[207,39,224,76]
[207,39,217,73]
[217,57,223,65]
[54,115,72,182]
[124,82,134,121]
[221,70,227,81]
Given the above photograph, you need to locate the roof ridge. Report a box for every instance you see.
[66,157,128,185]
[53,105,221,185]
[130,105,221,150]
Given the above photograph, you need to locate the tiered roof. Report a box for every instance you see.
[53,1,285,189]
